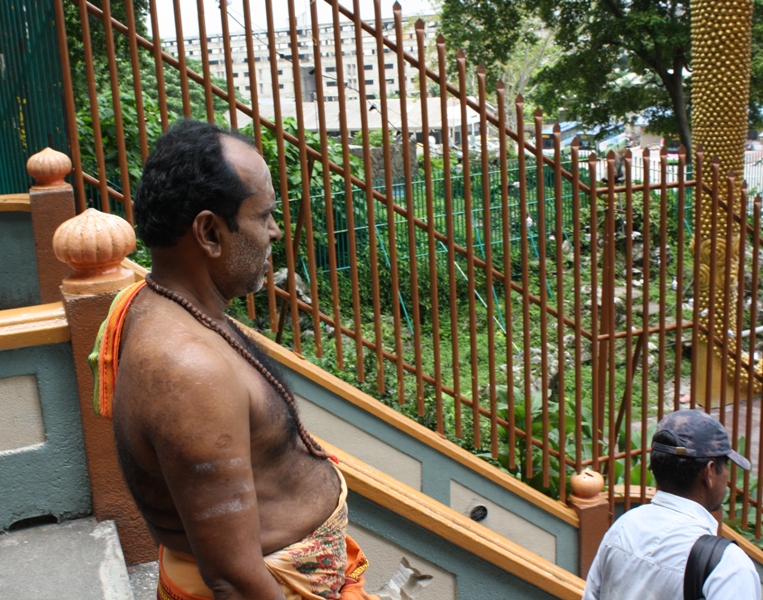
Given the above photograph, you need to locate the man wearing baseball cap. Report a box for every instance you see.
[583,409,761,599]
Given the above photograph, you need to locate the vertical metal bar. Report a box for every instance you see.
[606,151,617,515]
[354,1,384,387]
[674,146,687,409]
[750,198,763,538]
[477,67,497,453]
[101,0,133,222]
[457,51,480,442]
[572,139,583,472]
[242,1,262,148]
[171,0,192,118]
[438,35,461,433]
[313,0,344,369]
[657,147,668,420]
[395,5,422,401]
[733,183,748,523]
[219,1,238,131]
[242,0,272,325]
[77,0,110,212]
[588,152,599,470]
[535,113,550,486]
[718,169,735,426]
[518,97,533,476]
[498,84,513,462]
[124,0,148,162]
[691,146,705,408]
[54,0,86,212]
[554,120,567,503]
[334,0,363,379]
[288,0,323,357]
[266,0,301,352]
[624,148,634,511]
[640,148,652,501]
[148,0,169,129]
[196,0,216,122]
[704,158,721,411]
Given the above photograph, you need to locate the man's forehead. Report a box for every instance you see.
[222,136,269,180]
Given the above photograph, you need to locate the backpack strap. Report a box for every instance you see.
[683,534,737,600]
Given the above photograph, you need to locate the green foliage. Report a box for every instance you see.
[240,118,361,194]
[64,0,150,109]
[351,129,394,148]
[440,0,763,152]
[77,90,169,190]
[484,386,655,499]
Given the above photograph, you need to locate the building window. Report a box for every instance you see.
[365,64,373,70]
[277,69,283,75]
[365,79,374,85]
[245,86,251,91]
[385,63,393,69]
[326,66,336,72]
[279,83,284,89]
[327,81,338,87]
[233,72,239,77]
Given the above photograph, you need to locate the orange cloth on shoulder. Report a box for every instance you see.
[88,280,146,420]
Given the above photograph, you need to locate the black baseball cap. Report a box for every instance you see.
[651,409,751,470]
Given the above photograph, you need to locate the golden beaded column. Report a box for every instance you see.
[692,0,756,405]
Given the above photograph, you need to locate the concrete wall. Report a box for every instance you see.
[348,491,557,600]
[0,343,91,528]
[289,368,578,574]
[0,212,40,310]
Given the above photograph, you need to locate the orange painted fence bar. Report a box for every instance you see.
[58,0,763,541]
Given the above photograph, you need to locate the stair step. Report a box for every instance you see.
[0,517,134,600]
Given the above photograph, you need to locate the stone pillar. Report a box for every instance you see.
[53,209,156,565]
[568,469,608,580]
[26,148,76,303]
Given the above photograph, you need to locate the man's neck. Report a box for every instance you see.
[148,262,229,324]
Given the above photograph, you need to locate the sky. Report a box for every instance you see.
[153,0,437,40]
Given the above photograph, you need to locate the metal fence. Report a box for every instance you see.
[55,0,763,543]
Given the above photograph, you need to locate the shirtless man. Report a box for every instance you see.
[104,119,372,599]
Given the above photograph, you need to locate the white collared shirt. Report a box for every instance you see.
[583,491,761,600]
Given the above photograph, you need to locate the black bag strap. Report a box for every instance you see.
[683,534,737,600]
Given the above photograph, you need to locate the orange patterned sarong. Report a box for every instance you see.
[157,468,378,600]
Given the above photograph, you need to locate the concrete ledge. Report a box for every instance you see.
[0,517,134,599]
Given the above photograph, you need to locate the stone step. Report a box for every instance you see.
[0,517,134,600]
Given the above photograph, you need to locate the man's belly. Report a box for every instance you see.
[149,455,341,556]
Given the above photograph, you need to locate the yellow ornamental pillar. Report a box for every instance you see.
[692,0,755,405]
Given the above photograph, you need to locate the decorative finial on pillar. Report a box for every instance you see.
[27,148,72,189]
[570,469,605,506]
[53,208,136,295]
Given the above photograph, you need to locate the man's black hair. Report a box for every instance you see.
[134,119,257,247]
[650,430,727,495]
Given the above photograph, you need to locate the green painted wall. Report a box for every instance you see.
[0,343,91,528]
[284,367,579,574]
[348,491,557,600]
[0,0,69,194]
[0,212,40,310]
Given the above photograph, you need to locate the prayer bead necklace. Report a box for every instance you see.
[144,274,328,459]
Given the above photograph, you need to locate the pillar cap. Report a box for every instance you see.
[53,208,136,295]
[27,148,72,190]
[570,469,605,505]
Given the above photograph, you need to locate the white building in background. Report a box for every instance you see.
[162,17,438,105]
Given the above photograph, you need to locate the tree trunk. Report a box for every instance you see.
[662,71,692,155]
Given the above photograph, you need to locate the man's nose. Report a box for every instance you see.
[271,219,283,242]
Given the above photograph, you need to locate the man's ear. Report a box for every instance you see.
[701,460,717,489]
[192,210,226,259]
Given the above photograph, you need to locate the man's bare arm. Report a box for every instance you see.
[143,344,285,600]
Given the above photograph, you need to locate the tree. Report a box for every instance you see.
[441,0,763,154]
